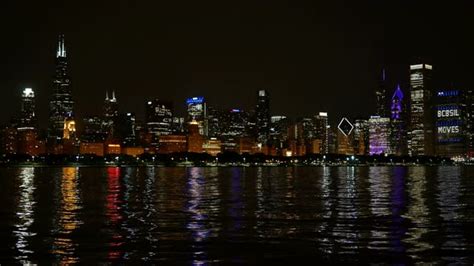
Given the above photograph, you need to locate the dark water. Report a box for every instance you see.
[0,166,473,264]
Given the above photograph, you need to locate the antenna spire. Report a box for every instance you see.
[56,34,66,58]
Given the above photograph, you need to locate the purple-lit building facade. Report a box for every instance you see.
[369,116,391,155]
[390,85,407,155]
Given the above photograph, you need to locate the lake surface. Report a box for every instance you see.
[0,166,473,264]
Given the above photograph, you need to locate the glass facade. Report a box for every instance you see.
[146,99,173,147]
[408,63,434,156]
[313,112,329,154]
[369,116,391,155]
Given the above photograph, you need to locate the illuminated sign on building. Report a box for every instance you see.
[186,97,204,104]
[438,126,460,134]
[437,108,460,118]
[436,89,464,147]
[438,90,459,97]
[337,117,354,136]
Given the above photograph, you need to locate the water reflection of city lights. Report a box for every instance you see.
[186,167,210,265]
[106,167,124,260]
[14,167,36,262]
[404,167,433,259]
[52,167,82,264]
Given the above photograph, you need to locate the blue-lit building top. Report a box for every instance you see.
[186,97,204,104]
[391,85,404,120]
[186,96,207,136]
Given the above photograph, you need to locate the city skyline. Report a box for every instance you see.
[3,42,470,131]
[1,1,473,126]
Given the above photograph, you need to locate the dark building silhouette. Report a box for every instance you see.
[376,69,388,117]
[255,89,270,144]
[103,90,118,136]
[466,89,474,158]
[116,112,137,147]
[48,34,74,142]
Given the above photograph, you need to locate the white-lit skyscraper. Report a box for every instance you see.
[408,63,434,156]
[19,88,37,129]
[314,112,329,154]
[146,99,173,147]
[369,116,391,155]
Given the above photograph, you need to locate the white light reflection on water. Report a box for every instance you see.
[368,167,391,251]
[403,166,433,261]
[14,167,36,263]
[436,166,467,263]
[317,166,335,254]
[334,166,360,254]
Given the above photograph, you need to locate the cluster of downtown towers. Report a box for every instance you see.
[3,35,474,158]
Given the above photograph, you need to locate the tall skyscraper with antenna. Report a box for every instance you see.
[103,90,119,136]
[104,90,118,120]
[48,34,74,142]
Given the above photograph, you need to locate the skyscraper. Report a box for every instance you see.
[337,117,354,155]
[255,90,270,144]
[221,109,247,138]
[103,90,118,136]
[466,89,474,158]
[435,89,466,158]
[82,116,106,142]
[408,63,434,156]
[104,90,118,119]
[314,112,329,154]
[19,88,37,129]
[369,116,391,155]
[269,115,289,149]
[298,117,315,141]
[390,85,407,155]
[48,34,74,142]
[207,106,223,138]
[354,119,369,155]
[186,97,207,136]
[116,112,137,146]
[376,69,388,117]
[146,99,173,147]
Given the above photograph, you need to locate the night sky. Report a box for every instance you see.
[1,0,473,128]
